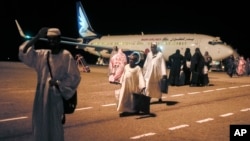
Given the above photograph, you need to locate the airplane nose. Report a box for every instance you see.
[221,44,234,58]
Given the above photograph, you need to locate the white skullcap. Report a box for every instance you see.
[47,28,61,36]
[151,42,157,45]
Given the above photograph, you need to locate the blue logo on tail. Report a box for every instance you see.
[76,2,96,37]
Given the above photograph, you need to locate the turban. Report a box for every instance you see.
[47,28,61,36]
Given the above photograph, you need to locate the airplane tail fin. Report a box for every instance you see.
[76,1,99,38]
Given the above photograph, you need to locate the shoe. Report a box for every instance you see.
[158,98,162,103]
[119,113,125,117]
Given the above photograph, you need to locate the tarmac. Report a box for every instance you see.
[1,61,250,141]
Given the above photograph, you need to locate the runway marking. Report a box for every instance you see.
[75,107,93,111]
[203,90,214,93]
[240,108,250,112]
[168,124,189,130]
[240,84,250,87]
[130,132,156,139]
[187,92,200,95]
[102,103,116,107]
[162,96,167,99]
[216,88,227,91]
[196,118,214,123]
[9,90,35,93]
[170,94,185,97]
[0,116,28,122]
[219,113,234,117]
[85,84,249,110]
[228,86,239,89]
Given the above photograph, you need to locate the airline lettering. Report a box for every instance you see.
[141,38,162,41]
[163,37,194,41]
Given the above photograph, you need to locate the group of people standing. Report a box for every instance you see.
[18,26,215,140]
[108,44,215,116]
[226,55,250,77]
[168,48,212,87]
[189,48,212,87]
[108,42,167,116]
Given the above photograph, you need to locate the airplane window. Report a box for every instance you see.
[208,41,224,45]
[208,41,215,45]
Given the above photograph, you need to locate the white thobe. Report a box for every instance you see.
[117,64,145,113]
[19,41,81,141]
[143,52,166,98]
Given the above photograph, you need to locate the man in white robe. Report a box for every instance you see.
[19,27,81,141]
[142,42,167,102]
[117,53,145,116]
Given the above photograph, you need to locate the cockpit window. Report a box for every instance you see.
[208,37,224,45]
[208,41,224,45]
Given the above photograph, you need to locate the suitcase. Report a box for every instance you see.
[133,93,151,114]
[161,75,168,93]
[178,70,185,86]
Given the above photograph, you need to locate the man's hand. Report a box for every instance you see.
[162,75,167,79]
[22,27,48,53]
[140,87,146,93]
[37,27,48,38]
[49,79,59,86]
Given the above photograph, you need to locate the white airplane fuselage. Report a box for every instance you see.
[85,33,233,61]
[15,1,234,64]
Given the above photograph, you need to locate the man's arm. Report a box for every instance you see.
[23,27,48,53]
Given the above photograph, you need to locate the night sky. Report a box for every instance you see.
[2,0,249,63]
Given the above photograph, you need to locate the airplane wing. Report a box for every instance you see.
[15,1,146,62]
[15,19,115,54]
[15,19,139,60]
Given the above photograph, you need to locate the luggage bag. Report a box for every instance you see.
[133,92,151,114]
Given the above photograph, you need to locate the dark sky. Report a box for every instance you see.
[2,0,250,62]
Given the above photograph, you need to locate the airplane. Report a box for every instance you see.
[15,1,234,66]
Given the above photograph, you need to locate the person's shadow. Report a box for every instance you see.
[136,113,156,119]
[135,100,179,119]
[166,100,179,106]
[150,100,179,106]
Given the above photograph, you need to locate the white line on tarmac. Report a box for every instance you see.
[196,118,214,123]
[240,108,250,112]
[168,124,189,130]
[75,107,93,111]
[170,94,185,97]
[0,116,28,122]
[187,92,200,95]
[102,103,116,107]
[228,86,239,89]
[220,113,234,117]
[161,96,167,99]
[203,90,214,93]
[216,88,227,91]
[9,90,35,93]
[240,85,250,87]
[130,132,156,139]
